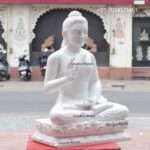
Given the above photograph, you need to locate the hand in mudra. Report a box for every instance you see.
[76,98,100,110]
[66,58,80,81]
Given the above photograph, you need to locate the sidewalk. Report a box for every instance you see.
[0,128,150,150]
[0,79,150,150]
[0,114,150,150]
[102,79,150,92]
[0,79,150,92]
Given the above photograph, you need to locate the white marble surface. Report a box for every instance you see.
[44,10,128,126]
[32,131,130,147]
[33,10,129,147]
[35,118,128,138]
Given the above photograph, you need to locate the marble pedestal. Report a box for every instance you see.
[32,119,129,147]
[27,136,121,150]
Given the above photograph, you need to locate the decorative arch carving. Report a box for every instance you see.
[29,5,110,44]
[84,6,110,43]
[133,7,150,17]
[0,5,9,48]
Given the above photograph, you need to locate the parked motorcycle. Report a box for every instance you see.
[18,55,32,81]
[0,49,10,81]
[39,49,52,77]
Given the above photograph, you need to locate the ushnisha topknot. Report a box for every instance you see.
[62,10,88,33]
[68,10,82,17]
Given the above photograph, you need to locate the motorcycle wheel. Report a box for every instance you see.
[23,75,31,81]
[6,74,10,80]
[41,69,45,77]
[0,71,9,81]
[0,75,2,81]
[23,76,28,81]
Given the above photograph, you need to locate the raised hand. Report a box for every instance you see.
[66,57,79,81]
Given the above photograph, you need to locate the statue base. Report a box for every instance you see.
[32,118,129,147]
[32,131,129,147]
[27,136,121,150]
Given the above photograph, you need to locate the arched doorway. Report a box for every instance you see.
[0,21,7,50]
[31,8,109,66]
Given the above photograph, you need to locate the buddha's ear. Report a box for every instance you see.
[62,32,64,37]
[62,31,68,41]
[62,32,66,38]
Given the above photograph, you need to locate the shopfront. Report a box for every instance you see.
[31,8,109,66]
[0,0,137,79]
[132,4,150,78]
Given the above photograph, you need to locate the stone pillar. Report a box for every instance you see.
[9,5,30,67]
[109,7,133,68]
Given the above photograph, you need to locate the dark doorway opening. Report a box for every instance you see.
[133,17,150,67]
[0,21,7,50]
[31,9,109,66]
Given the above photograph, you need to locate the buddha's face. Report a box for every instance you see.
[65,21,88,48]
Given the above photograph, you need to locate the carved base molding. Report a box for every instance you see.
[27,136,121,150]
[35,118,128,138]
[32,118,129,147]
[32,131,129,147]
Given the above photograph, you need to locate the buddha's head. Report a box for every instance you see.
[62,11,88,49]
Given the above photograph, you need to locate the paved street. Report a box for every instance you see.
[1,90,150,114]
[0,80,150,150]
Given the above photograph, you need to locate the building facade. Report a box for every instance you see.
[0,0,149,79]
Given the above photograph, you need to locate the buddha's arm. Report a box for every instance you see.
[88,55,102,100]
[44,54,71,94]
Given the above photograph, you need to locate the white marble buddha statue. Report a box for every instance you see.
[33,11,129,147]
[146,46,150,61]
[140,29,149,41]
[136,45,143,61]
